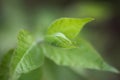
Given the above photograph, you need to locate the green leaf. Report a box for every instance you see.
[45,32,75,48]
[42,58,87,80]
[10,30,44,80]
[42,38,119,73]
[47,18,94,40]
[0,49,14,80]
[19,67,42,80]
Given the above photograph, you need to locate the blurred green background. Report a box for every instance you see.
[0,0,120,80]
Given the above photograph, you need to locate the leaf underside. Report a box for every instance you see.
[10,30,44,80]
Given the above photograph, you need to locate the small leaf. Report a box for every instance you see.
[10,30,44,80]
[47,18,94,39]
[42,38,119,73]
[0,49,14,80]
[45,32,75,48]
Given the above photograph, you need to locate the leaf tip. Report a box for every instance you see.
[109,66,119,73]
[102,63,119,73]
[83,17,95,22]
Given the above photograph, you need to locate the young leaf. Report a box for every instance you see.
[47,18,94,40]
[0,49,14,80]
[9,30,44,80]
[45,32,75,48]
[42,38,119,73]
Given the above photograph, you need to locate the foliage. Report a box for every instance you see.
[0,18,119,80]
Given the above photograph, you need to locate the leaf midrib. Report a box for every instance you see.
[12,42,37,76]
